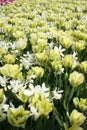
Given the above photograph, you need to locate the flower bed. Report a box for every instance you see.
[0,0,87,130]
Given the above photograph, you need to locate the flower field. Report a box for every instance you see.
[0,0,87,130]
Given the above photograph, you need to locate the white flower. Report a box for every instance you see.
[8,80,24,93]
[20,51,37,69]
[26,75,36,84]
[24,83,41,97]
[72,51,79,68]
[24,83,50,98]
[1,104,9,112]
[30,106,40,120]
[59,67,64,74]
[0,40,8,50]
[48,22,54,27]
[0,96,9,112]
[52,88,63,100]
[47,42,54,49]
[55,67,64,75]
[72,51,78,60]
[47,31,55,39]
[9,102,15,108]
[0,76,8,87]
[41,83,49,98]
[9,42,17,51]
[54,45,65,57]
[0,95,9,122]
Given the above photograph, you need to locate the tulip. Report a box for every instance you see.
[69,109,86,126]
[7,105,30,128]
[69,71,84,87]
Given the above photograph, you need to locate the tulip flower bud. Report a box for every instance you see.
[74,41,86,52]
[80,61,87,73]
[69,71,84,87]
[13,31,24,39]
[16,38,27,50]
[62,55,74,68]
[60,37,72,49]
[35,51,48,65]
[69,109,86,126]
[49,49,61,61]
[51,60,63,73]
[73,97,87,111]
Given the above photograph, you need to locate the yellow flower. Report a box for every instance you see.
[78,98,87,111]
[7,106,30,128]
[38,99,53,117]
[4,24,12,33]
[16,38,27,50]
[51,60,63,73]
[80,61,87,73]
[0,112,6,123]
[17,90,29,103]
[73,97,87,111]
[0,89,4,104]
[49,49,61,61]
[60,37,72,49]
[30,93,40,106]
[62,55,74,68]
[37,32,47,39]
[69,109,86,126]
[8,65,21,79]
[0,64,9,77]
[69,71,84,87]
[0,48,8,58]
[13,31,24,39]
[0,64,23,79]
[0,19,5,27]
[27,66,44,78]
[17,72,23,79]
[32,39,47,52]
[74,41,86,52]
[35,51,48,65]
[30,33,37,46]
[29,66,44,78]
[4,54,16,64]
